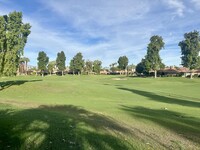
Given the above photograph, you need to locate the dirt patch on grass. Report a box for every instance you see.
[112,78,127,81]
[0,99,40,108]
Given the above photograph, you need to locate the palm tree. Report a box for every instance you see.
[19,57,30,75]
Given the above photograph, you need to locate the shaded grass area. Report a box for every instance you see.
[118,87,200,108]
[0,80,42,91]
[0,104,135,150]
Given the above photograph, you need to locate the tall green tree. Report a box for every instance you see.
[56,51,66,76]
[37,51,49,77]
[145,35,165,78]
[85,60,93,74]
[179,30,200,79]
[118,56,129,71]
[69,52,84,75]
[93,60,102,74]
[47,61,56,76]
[0,16,6,75]
[0,11,31,76]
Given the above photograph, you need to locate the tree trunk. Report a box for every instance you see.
[190,72,193,79]
[62,71,63,76]
[154,70,157,78]
[42,70,44,77]
[25,61,27,75]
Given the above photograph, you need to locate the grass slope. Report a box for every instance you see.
[0,75,200,149]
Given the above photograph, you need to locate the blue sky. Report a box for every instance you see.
[1,0,200,67]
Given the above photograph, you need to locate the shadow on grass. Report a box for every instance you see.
[121,105,200,145]
[0,105,134,150]
[118,88,200,108]
[0,80,42,91]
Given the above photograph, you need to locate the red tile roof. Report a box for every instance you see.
[177,67,190,73]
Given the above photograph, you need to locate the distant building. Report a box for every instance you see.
[100,70,109,75]
[158,66,200,77]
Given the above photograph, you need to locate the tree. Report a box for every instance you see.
[93,60,102,74]
[145,35,165,78]
[48,61,56,75]
[198,57,200,68]
[136,59,148,74]
[127,64,135,75]
[19,57,30,75]
[118,56,129,71]
[179,30,200,79]
[0,11,31,76]
[136,62,144,74]
[69,60,75,74]
[109,62,118,72]
[37,51,49,77]
[56,51,66,76]
[29,66,38,76]
[85,60,93,74]
[69,52,84,75]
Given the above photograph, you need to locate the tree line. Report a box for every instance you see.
[37,51,102,76]
[0,11,200,78]
[36,51,131,76]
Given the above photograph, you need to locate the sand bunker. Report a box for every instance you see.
[112,78,127,80]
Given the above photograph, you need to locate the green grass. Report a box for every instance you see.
[0,75,200,149]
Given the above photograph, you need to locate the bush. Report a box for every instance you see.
[193,74,199,78]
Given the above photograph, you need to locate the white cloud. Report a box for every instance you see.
[43,0,150,27]
[164,0,185,17]
[191,0,200,9]
[1,0,200,67]
[31,0,156,66]
[24,18,95,65]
